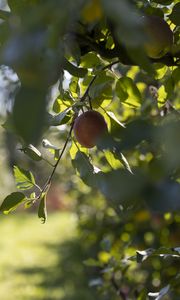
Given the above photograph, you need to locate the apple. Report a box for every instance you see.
[143,15,173,59]
[73,110,108,148]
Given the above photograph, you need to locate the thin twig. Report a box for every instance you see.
[33,182,43,192]
[40,118,75,195]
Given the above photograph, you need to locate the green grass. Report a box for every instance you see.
[0,212,96,300]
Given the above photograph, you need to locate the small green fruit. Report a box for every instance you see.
[73,111,108,148]
[143,15,173,59]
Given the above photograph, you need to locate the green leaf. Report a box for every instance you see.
[81,52,101,68]
[64,34,81,64]
[21,144,42,161]
[116,152,133,174]
[135,247,180,264]
[101,0,145,47]
[69,78,80,98]
[2,113,16,134]
[104,150,122,169]
[13,87,47,144]
[42,139,60,161]
[72,151,97,187]
[13,166,36,190]
[118,119,153,150]
[0,9,11,20]
[169,3,180,26]
[137,289,148,300]
[127,47,153,75]
[63,58,87,78]
[145,180,180,212]
[83,258,102,267]
[154,63,168,80]
[52,92,73,113]
[38,192,48,224]
[42,139,59,150]
[106,111,125,128]
[48,108,72,126]
[0,22,10,46]
[7,0,39,14]
[116,77,142,107]
[96,169,145,208]
[24,192,36,209]
[0,192,25,214]
[152,0,172,5]
[89,71,114,99]
[136,249,154,263]
[148,285,170,300]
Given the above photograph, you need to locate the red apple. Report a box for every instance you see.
[73,110,108,148]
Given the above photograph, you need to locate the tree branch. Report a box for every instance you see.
[40,118,75,196]
[75,33,178,67]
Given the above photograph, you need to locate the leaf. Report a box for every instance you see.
[116,76,142,107]
[2,113,16,134]
[72,151,97,187]
[24,192,36,209]
[127,47,153,75]
[101,0,145,47]
[106,111,125,128]
[47,108,72,126]
[13,87,47,144]
[13,166,36,190]
[148,285,170,300]
[169,3,180,26]
[83,258,102,267]
[96,169,145,208]
[81,52,101,68]
[21,144,42,161]
[64,34,81,64]
[135,247,180,263]
[136,249,155,263]
[104,150,122,169]
[38,192,48,224]
[145,180,180,212]
[42,139,59,150]
[63,58,87,78]
[42,140,60,160]
[117,119,153,150]
[7,0,38,14]
[52,91,73,113]
[89,278,103,287]
[89,71,114,99]
[82,0,102,23]
[117,152,133,174]
[0,192,25,214]
[0,21,10,45]
[0,9,11,20]
[69,78,80,97]
[153,0,172,5]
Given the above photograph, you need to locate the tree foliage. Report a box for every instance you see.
[0,0,180,299]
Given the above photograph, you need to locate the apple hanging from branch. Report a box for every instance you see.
[73,110,108,148]
[143,15,173,59]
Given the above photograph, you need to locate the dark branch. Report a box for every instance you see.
[74,32,178,67]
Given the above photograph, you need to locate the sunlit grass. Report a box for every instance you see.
[0,212,95,300]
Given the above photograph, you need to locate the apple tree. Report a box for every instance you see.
[0,0,180,299]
